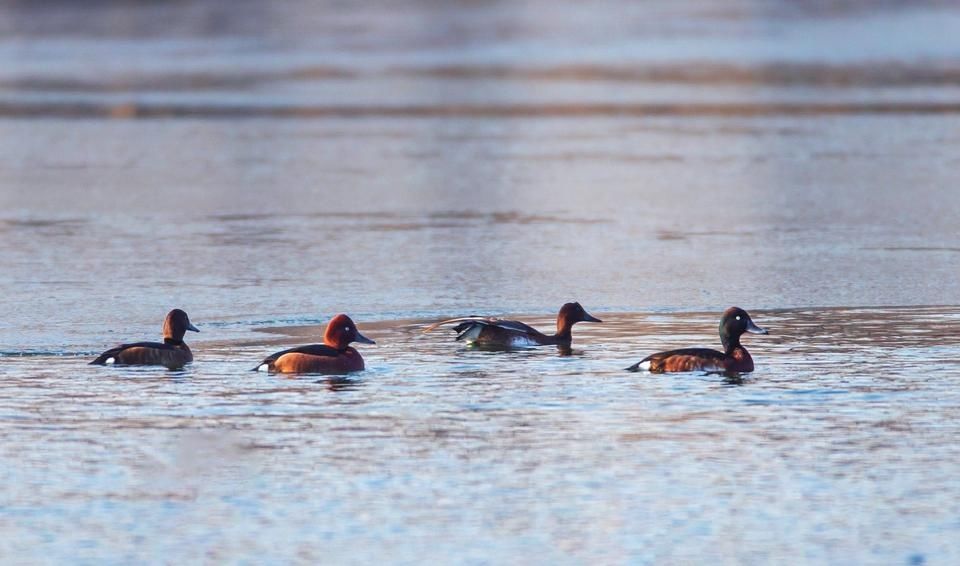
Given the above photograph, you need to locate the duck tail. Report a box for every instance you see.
[90,346,122,365]
[625,356,653,372]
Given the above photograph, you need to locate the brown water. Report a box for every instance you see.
[2,0,960,563]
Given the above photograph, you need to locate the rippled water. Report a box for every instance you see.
[2,0,960,563]
[3,308,960,563]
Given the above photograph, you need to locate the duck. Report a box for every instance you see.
[627,307,768,373]
[424,302,602,349]
[254,314,375,374]
[90,309,199,370]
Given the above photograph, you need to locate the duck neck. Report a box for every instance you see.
[324,338,350,352]
[164,337,185,346]
[720,331,741,355]
[554,319,574,343]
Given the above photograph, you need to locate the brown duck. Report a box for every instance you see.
[254,314,375,374]
[627,307,768,373]
[424,302,602,349]
[90,309,199,370]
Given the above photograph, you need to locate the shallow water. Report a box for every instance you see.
[2,0,960,563]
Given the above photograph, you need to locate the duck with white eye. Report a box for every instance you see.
[627,307,768,373]
[254,314,375,374]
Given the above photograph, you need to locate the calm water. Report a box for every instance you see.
[2,1,960,564]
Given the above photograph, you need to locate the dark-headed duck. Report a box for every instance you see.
[627,307,768,373]
[254,314,375,374]
[424,302,602,349]
[90,309,199,370]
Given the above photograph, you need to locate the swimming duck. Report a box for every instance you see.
[90,309,199,370]
[254,314,375,374]
[627,307,768,373]
[424,302,602,349]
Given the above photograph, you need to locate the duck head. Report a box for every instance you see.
[323,314,376,350]
[719,306,767,352]
[557,302,602,335]
[163,309,199,344]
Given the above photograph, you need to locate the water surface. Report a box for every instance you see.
[3,308,960,563]
[2,0,960,563]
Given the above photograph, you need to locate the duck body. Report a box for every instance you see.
[627,307,767,374]
[426,302,601,350]
[630,345,755,373]
[255,314,374,374]
[451,319,554,347]
[90,309,199,370]
[91,340,194,370]
[256,344,365,373]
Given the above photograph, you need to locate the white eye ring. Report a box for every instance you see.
[736,316,741,320]
[345,327,351,331]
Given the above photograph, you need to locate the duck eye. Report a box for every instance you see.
[735,316,741,321]
[345,326,351,332]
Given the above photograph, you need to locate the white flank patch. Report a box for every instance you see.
[105,357,115,365]
[257,363,269,372]
[637,360,651,371]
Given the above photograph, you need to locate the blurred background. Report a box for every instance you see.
[2,2,960,563]
[2,0,959,349]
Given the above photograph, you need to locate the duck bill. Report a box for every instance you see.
[187,323,200,333]
[354,331,376,345]
[582,312,602,323]
[746,320,768,335]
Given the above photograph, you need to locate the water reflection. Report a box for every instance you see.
[313,376,364,392]
[704,371,748,385]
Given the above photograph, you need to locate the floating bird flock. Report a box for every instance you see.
[88,305,768,375]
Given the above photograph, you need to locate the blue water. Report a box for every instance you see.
[3,308,960,563]
[2,1,960,563]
